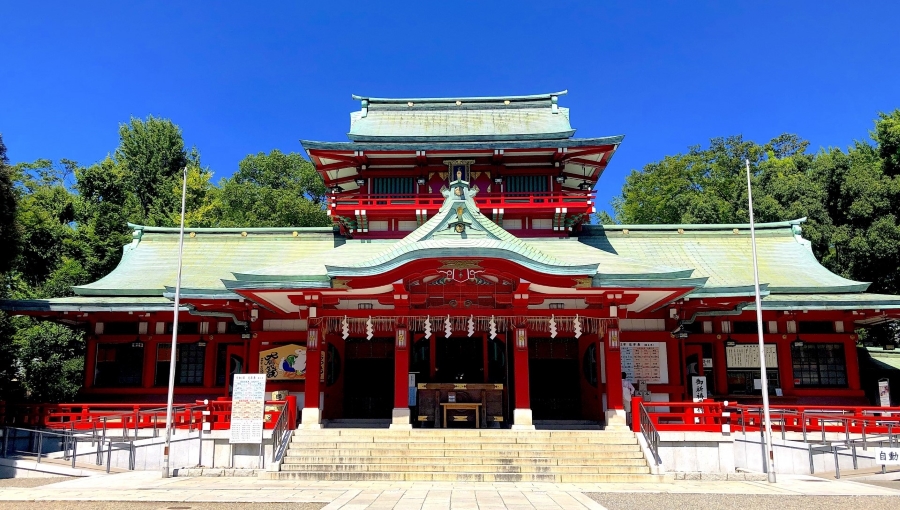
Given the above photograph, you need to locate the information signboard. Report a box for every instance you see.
[621,342,668,384]
[229,373,266,444]
[726,344,778,368]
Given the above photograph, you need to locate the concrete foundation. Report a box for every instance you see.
[389,408,412,430]
[511,408,535,430]
[299,407,322,429]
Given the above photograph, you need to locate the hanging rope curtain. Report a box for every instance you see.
[322,315,613,337]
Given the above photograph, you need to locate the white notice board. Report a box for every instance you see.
[229,373,266,444]
[621,342,669,384]
[726,344,778,368]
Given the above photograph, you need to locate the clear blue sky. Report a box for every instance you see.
[2,1,898,215]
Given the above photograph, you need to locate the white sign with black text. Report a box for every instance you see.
[874,447,900,465]
[229,373,266,444]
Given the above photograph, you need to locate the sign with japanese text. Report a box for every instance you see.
[726,344,778,368]
[691,376,708,401]
[621,342,669,384]
[879,379,891,407]
[874,447,900,465]
[229,373,266,444]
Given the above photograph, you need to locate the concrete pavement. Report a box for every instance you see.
[0,471,897,509]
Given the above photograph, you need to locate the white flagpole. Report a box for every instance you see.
[162,167,188,478]
[746,159,776,483]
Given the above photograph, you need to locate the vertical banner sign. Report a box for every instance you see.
[879,378,891,407]
[408,373,417,406]
[229,373,266,444]
[691,376,708,401]
[691,376,708,423]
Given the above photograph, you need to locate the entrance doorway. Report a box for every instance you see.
[435,337,484,383]
[529,338,581,420]
[343,338,394,419]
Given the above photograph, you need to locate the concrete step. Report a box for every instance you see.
[290,434,637,445]
[287,442,641,453]
[534,420,603,430]
[296,429,632,438]
[279,462,651,474]
[285,448,643,459]
[281,454,648,466]
[265,471,667,483]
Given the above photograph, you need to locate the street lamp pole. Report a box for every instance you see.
[746,159,776,483]
[162,167,188,478]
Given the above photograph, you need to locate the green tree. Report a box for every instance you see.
[212,150,329,227]
[115,116,193,226]
[14,320,84,403]
[0,134,19,273]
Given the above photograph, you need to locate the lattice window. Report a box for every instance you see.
[791,343,847,387]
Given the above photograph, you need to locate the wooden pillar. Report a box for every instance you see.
[605,322,627,427]
[845,335,862,391]
[390,326,412,429]
[511,327,534,430]
[84,334,97,389]
[300,327,322,429]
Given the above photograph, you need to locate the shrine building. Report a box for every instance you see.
[5,90,900,430]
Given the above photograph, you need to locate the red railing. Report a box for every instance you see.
[630,396,900,436]
[329,192,595,212]
[1,398,296,432]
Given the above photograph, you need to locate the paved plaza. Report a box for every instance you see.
[0,471,897,509]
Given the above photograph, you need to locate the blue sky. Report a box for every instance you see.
[2,1,898,215]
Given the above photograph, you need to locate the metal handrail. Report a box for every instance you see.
[270,404,292,464]
[638,402,661,465]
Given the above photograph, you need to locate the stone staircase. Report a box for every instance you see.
[265,428,666,482]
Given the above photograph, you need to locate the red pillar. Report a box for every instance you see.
[305,349,321,409]
[390,326,412,429]
[605,323,627,427]
[300,327,322,428]
[512,327,534,429]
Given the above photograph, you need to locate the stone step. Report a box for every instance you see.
[279,463,651,474]
[282,454,648,466]
[290,435,637,445]
[285,448,643,459]
[264,471,667,483]
[288,441,639,452]
[296,429,633,438]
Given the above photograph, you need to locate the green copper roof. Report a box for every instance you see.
[0,296,183,312]
[74,225,339,297]
[760,293,900,310]
[347,91,575,142]
[579,222,869,294]
[301,135,623,152]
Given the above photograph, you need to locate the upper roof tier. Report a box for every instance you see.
[347,91,576,142]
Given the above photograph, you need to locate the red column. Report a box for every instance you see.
[606,346,623,410]
[390,326,412,429]
[513,328,530,410]
[511,327,534,429]
[84,334,97,389]
[394,329,409,409]
[305,349,321,409]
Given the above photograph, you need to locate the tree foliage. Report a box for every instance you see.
[0,117,331,402]
[211,150,330,228]
[606,110,900,342]
[0,134,19,274]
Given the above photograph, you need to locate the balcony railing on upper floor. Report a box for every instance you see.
[329,192,595,212]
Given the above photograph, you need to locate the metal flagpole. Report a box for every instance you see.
[745,159,776,483]
[162,167,188,478]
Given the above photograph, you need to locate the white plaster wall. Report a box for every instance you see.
[100,430,274,473]
[733,432,885,476]
[657,432,735,473]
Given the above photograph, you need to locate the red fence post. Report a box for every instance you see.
[631,396,643,433]
[286,396,297,430]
